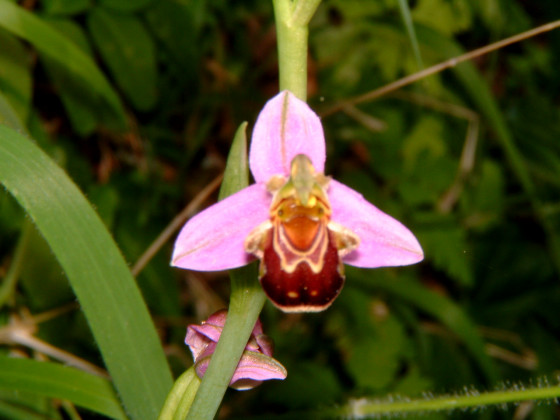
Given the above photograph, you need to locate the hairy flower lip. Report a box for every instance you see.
[172,90,423,273]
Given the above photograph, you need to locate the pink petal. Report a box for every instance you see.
[230,351,288,389]
[254,334,274,357]
[249,91,326,182]
[185,326,211,360]
[329,180,424,268]
[189,323,223,343]
[172,184,270,271]
[194,346,287,390]
[251,318,264,337]
[193,343,218,378]
[205,309,228,328]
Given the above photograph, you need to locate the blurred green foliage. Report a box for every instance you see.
[1,0,560,418]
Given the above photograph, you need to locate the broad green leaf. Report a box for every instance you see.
[41,0,91,16]
[0,28,31,124]
[417,226,473,286]
[0,126,173,419]
[0,357,127,419]
[346,314,406,390]
[0,0,126,128]
[401,115,447,170]
[98,0,154,12]
[88,7,158,112]
[412,0,472,35]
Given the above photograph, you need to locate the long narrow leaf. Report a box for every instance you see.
[0,0,126,127]
[0,357,126,419]
[397,0,424,70]
[0,126,173,419]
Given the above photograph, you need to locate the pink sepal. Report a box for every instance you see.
[249,91,326,182]
[329,180,424,268]
[172,184,270,271]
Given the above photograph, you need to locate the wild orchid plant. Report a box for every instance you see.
[162,2,560,419]
[172,91,424,312]
[167,89,423,419]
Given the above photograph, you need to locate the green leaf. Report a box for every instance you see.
[401,115,447,170]
[0,0,126,128]
[0,90,25,132]
[219,122,248,200]
[41,18,98,136]
[0,28,32,124]
[397,0,424,70]
[41,0,91,16]
[0,125,173,419]
[19,226,74,310]
[144,0,199,74]
[346,315,406,390]
[98,0,154,13]
[417,225,473,287]
[0,357,127,419]
[412,0,472,35]
[88,7,158,112]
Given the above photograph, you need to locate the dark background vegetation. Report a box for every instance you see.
[1,0,560,418]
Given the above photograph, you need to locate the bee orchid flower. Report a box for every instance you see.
[172,91,423,312]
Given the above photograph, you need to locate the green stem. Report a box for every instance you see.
[272,0,321,100]
[182,2,320,416]
[338,383,560,417]
[0,219,32,308]
[183,123,267,420]
[291,0,322,27]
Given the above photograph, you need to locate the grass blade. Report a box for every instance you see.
[397,0,424,70]
[0,357,127,419]
[0,125,173,419]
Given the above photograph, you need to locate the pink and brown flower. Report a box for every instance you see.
[173,91,423,312]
